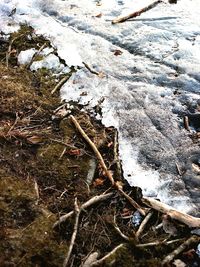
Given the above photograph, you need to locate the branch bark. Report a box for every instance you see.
[143,197,200,228]
[112,0,162,24]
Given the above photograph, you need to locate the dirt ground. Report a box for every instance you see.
[0,26,200,267]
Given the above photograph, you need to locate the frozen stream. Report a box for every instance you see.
[1,0,200,215]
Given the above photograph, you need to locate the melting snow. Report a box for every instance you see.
[1,0,200,215]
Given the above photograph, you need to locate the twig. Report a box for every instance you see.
[175,162,183,176]
[83,62,100,76]
[82,252,99,267]
[26,42,46,69]
[136,238,184,248]
[59,147,67,159]
[112,0,162,24]
[34,179,40,204]
[113,215,130,241]
[90,244,125,266]
[7,112,19,134]
[70,115,115,185]
[63,198,81,267]
[118,188,146,216]
[135,211,153,240]
[51,75,71,95]
[162,235,200,265]
[142,197,200,228]
[70,115,146,215]
[113,130,122,179]
[183,116,190,131]
[50,138,80,150]
[53,192,113,228]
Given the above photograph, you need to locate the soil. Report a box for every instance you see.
[0,26,200,267]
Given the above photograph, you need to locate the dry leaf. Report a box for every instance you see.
[113,49,123,56]
[93,178,104,187]
[67,149,81,156]
[27,135,43,144]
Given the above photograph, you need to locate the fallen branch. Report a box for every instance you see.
[53,192,113,228]
[112,0,162,24]
[142,197,200,228]
[63,198,81,267]
[162,235,200,265]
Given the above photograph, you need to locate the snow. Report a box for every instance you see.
[18,48,36,65]
[30,53,63,72]
[0,0,200,215]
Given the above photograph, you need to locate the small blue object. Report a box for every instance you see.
[131,211,143,227]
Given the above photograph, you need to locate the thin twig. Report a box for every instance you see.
[70,115,146,215]
[70,115,115,185]
[113,129,122,178]
[118,188,146,216]
[90,244,125,266]
[7,112,19,134]
[112,0,162,24]
[113,215,130,241]
[53,192,113,228]
[82,252,99,267]
[26,42,46,69]
[175,162,183,176]
[34,179,40,204]
[63,198,81,267]
[6,34,25,67]
[135,211,153,240]
[83,62,100,76]
[162,235,200,265]
[183,116,190,131]
[51,75,71,95]
[136,238,184,248]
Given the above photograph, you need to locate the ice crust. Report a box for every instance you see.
[0,0,200,215]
